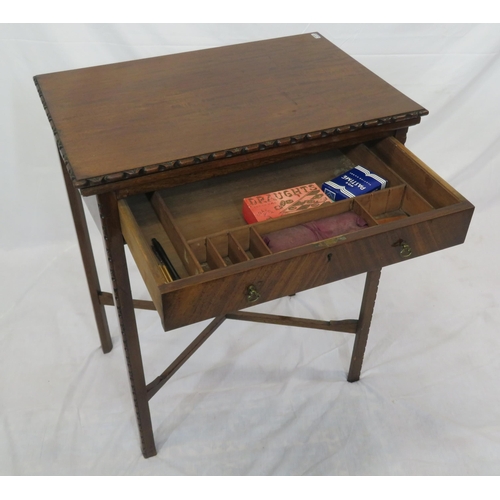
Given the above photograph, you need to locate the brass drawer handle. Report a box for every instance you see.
[246,285,261,303]
[393,239,412,258]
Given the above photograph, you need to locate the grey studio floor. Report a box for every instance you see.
[1,23,499,475]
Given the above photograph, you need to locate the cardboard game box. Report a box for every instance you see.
[322,166,387,201]
[243,183,332,224]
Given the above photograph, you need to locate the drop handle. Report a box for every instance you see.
[392,239,412,258]
[246,285,261,303]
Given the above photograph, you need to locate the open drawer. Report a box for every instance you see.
[118,136,473,332]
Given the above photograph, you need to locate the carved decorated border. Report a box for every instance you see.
[35,77,428,190]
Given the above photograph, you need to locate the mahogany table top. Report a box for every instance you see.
[34,33,427,187]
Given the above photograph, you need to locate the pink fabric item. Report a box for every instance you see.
[263,212,368,252]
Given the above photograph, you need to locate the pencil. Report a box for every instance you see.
[152,238,181,280]
[151,242,173,283]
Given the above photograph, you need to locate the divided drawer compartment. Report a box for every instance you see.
[118,137,474,332]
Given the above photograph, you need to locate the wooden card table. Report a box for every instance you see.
[34,33,474,458]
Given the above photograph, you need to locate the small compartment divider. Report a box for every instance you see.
[355,184,435,224]
[186,199,354,261]
[151,192,204,276]
[206,238,227,269]
[228,233,250,263]
[345,140,441,214]
[356,185,407,218]
[401,185,434,215]
[249,227,272,257]
[372,137,462,208]
[187,227,272,271]
[251,198,354,235]
[352,200,379,227]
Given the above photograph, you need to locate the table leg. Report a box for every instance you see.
[347,268,382,382]
[97,191,157,458]
[60,157,113,353]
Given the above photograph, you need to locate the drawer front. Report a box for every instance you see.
[159,205,472,331]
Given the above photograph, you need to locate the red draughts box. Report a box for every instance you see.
[242,183,332,224]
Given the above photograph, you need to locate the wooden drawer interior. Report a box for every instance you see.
[118,136,470,321]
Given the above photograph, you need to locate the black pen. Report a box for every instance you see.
[152,238,180,280]
[151,243,172,282]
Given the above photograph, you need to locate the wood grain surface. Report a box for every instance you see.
[34,33,427,187]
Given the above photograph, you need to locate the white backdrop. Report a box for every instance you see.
[1,23,499,476]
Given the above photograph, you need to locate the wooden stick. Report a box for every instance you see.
[347,268,382,382]
[226,311,357,334]
[146,316,226,400]
[60,154,113,353]
[98,291,156,311]
[98,191,157,458]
